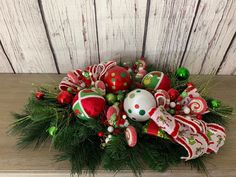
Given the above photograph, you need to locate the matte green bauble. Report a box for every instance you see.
[175,67,190,80]
[210,99,221,109]
[106,93,117,105]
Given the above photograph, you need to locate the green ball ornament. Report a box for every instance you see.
[210,99,221,109]
[175,67,190,80]
[48,126,58,136]
[106,93,117,105]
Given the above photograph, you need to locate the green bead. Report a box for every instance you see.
[82,71,90,78]
[48,126,58,136]
[175,67,190,80]
[117,94,125,101]
[67,87,73,93]
[167,109,175,115]
[181,91,187,98]
[105,93,117,105]
[210,99,221,109]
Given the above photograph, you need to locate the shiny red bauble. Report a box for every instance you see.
[168,88,180,101]
[57,91,73,105]
[103,66,131,93]
[97,131,104,137]
[35,91,44,100]
[186,82,195,88]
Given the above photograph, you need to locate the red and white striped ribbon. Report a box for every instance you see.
[59,61,116,91]
[148,106,226,160]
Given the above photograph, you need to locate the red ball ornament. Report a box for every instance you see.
[35,91,44,100]
[168,88,180,101]
[57,91,73,105]
[103,66,131,93]
[97,131,104,137]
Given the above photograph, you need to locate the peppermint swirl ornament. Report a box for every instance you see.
[125,125,137,147]
[188,97,208,115]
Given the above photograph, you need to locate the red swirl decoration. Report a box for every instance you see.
[188,97,208,115]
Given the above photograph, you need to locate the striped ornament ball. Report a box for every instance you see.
[72,89,105,120]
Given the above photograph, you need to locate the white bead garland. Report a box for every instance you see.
[183,106,191,114]
[107,126,114,133]
[170,102,176,108]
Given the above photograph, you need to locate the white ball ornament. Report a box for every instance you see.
[124,89,156,122]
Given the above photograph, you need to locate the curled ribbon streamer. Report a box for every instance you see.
[148,106,226,160]
[154,90,170,108]
[59,61,116,91]
[87,61,116,81]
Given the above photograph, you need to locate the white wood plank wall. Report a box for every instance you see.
[0,0,235,74]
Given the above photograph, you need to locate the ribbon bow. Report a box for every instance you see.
[148,87,226,160]
[59,61,116,91]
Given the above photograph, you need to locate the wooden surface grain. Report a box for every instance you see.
[0,44,13,73]
[181,0,236,74]
[0,0,57,73]
[96,0,146,62]
[40,0,99,73]
[0,74,235,177]
[145,0,198,68]
[217,35,236,75]
[0,0,235,74]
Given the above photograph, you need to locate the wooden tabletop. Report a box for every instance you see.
[0,74,235,177]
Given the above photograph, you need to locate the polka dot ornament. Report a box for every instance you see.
[103,65,131,93]
[124,89,156,122]
[72,89,105,120]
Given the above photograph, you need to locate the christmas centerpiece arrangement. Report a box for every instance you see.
[10,58,233,176]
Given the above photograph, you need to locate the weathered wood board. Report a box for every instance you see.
[181,0,236,74]
[0,0,57,73]
[96,0,147,62]
[40,0,99,73]
[0,44,13,73]
[145,0,199,69]
[217,35,236,75]
[0,0,235,74]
